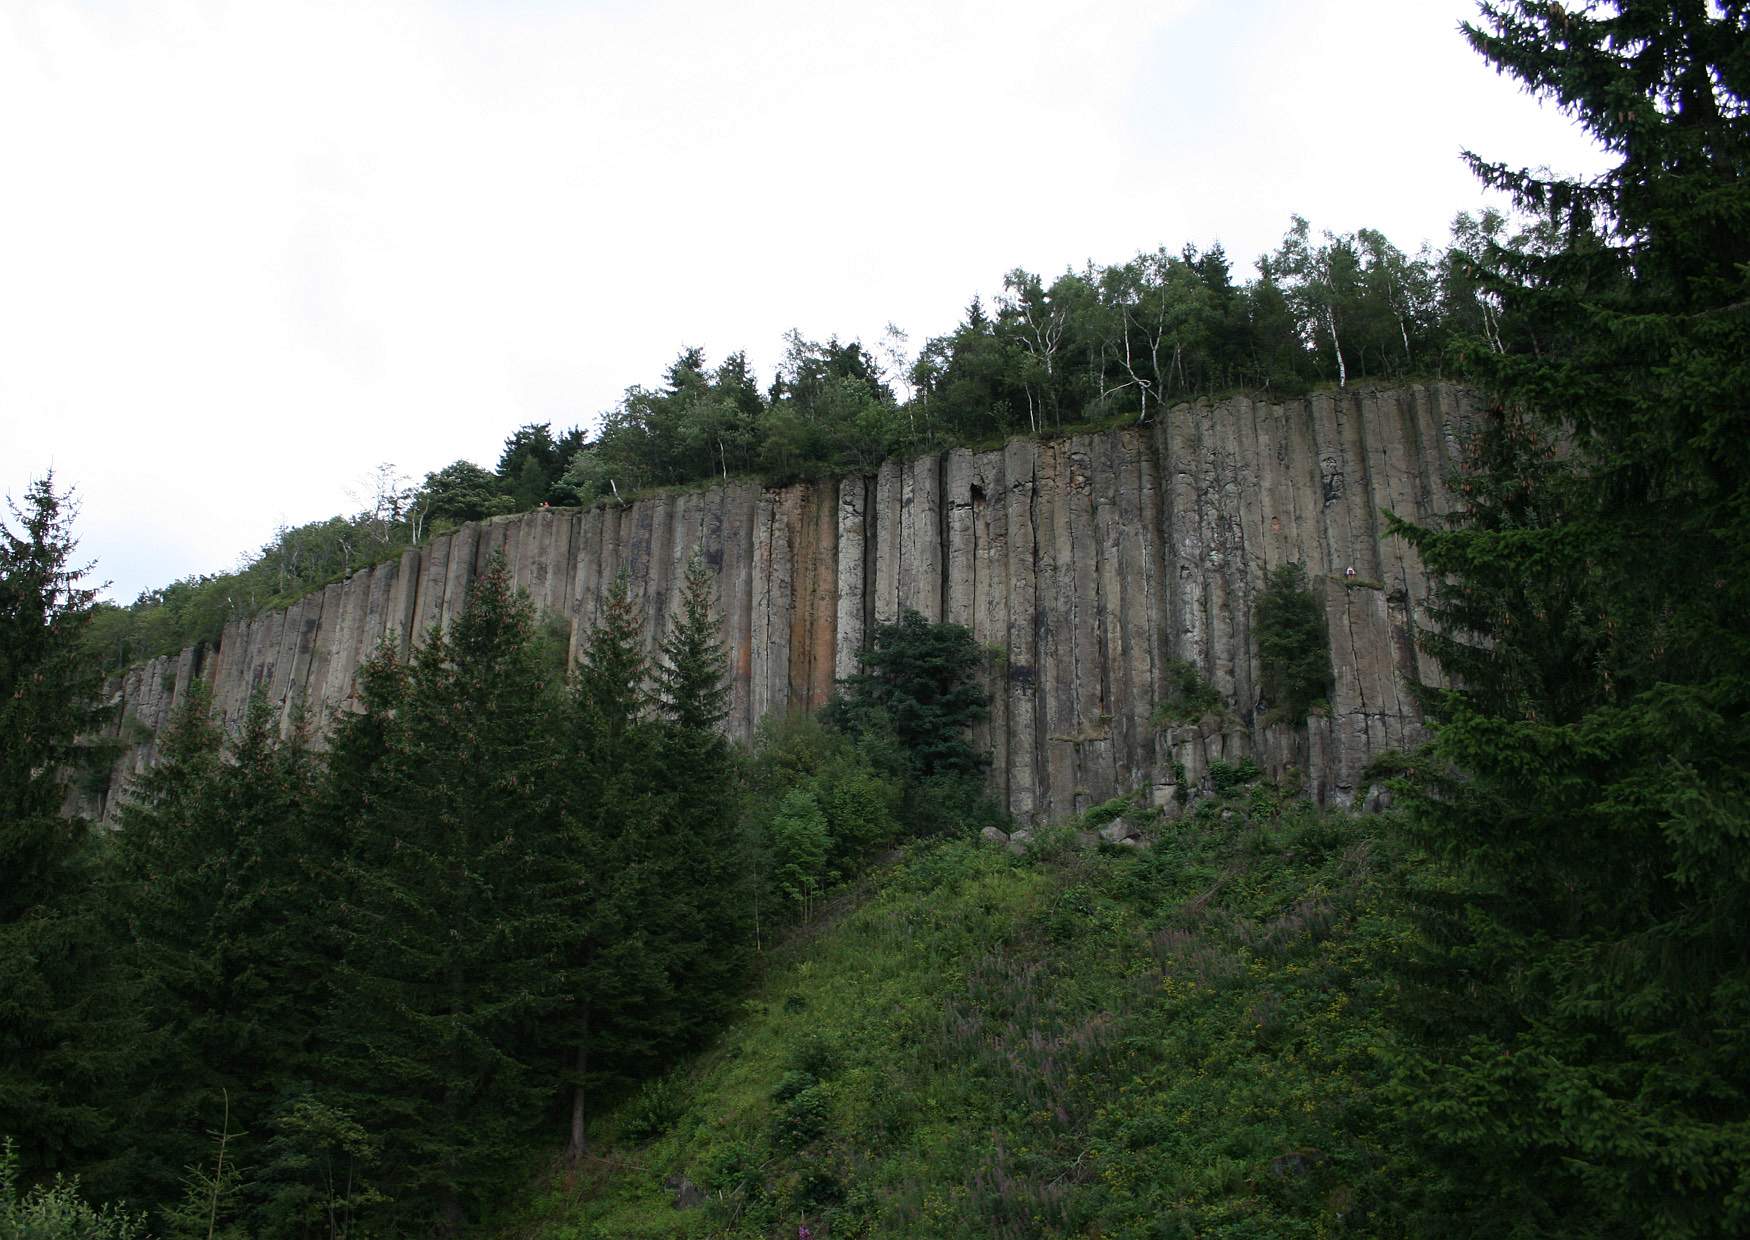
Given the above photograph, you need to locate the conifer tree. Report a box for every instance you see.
[826,608,989,779]
[323,556,565,1235]
[0,476,130,1181]
[108,683,232,1203]
[1387,3,1750,1232]
[1254,563,1332,722]
[554,575,669,1161]
[109,687,323,1216]
[654,555,750,1044]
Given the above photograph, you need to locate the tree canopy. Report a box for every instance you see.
[1385,2,1750,1232]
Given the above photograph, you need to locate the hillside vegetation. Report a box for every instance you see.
[6,4,1747,1237]
[500,780,1414,1239]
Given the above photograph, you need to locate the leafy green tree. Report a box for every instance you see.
[0,476,129,1182]
[765,788,830,922]
[1272,216,1363,387]
[1254,564,1332,722]
[415,460,506,527]
[1386,3,1750,1233]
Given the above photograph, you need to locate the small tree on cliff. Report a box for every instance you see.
[826,609,989,780]
[1255,563,1331,722]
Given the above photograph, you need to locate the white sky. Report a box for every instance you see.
[2,0,1609,603]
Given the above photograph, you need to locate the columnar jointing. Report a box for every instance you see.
[81,384,1474,824]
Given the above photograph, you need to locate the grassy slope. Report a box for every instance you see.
[498,788,1416,1239]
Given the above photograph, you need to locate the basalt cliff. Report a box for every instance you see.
[83,382,1473,824]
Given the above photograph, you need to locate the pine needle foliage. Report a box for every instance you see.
[1254,564,1333,723]
[826,609,989,780]
[0,477,122,1177]
[1384,3,1750,1233]
[323,555,567,1235]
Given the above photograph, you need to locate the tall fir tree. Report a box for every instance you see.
[0,475,133,1183]
[108,686,323,1220]
[654,555,751,1051]
[554,575,669,1161]
[322,556,566,1235]
[107,682,231,1206]
[1387,3,1750,1233]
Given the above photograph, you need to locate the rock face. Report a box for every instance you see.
[79,383,1472,824]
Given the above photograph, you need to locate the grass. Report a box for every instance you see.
[496,779,1419,1239]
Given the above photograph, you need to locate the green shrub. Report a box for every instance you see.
[1151,658,1226,727]
[1081,796,1132,828]
[1209,758,1262,793]
[619,1077,685,1143]
[770,1082,830,1150]
[0,1138,147,1240]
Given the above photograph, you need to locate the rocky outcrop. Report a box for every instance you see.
[80,383,1473,824]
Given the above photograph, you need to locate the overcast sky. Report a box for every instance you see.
[2,0,1609,602]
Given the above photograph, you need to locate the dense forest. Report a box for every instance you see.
[5,1,1747,1236]
[86,204,1523,671]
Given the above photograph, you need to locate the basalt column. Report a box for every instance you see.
[86,383,1476,824]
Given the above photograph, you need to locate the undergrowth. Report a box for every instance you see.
[498,784,1416,1238]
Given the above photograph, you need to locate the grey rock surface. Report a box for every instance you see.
[79,383,1472,824]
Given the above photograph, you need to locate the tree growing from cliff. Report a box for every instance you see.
[1385,2,1750,1231]
[1255,563,1332,723]
[826,610,989,781]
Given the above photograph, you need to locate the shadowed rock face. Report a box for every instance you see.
[81,383,1473,823]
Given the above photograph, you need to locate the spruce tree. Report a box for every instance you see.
[654,555,750,1048]
[108,686,324,1219]
[825,608,989,780]
[0,476,130,1182]
[322,556,566,1234]
[1387,3,1750,1232]
[1254,563,1332,722]
[554,575,669,1161]
[107,683,232,1205]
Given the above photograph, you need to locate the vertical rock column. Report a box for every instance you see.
[898,454,943,621]
[834,476,870,684]
[749,486,797,727]
[1001,439,1040,823]
[871,459,903,626]
[793,483,839,711]
[718,484,759,744]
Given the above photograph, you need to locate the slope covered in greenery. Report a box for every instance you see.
[501,782,1416,1239]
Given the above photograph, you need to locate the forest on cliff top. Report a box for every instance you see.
[85,202,1518,673]
[5,1,1748,1236]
